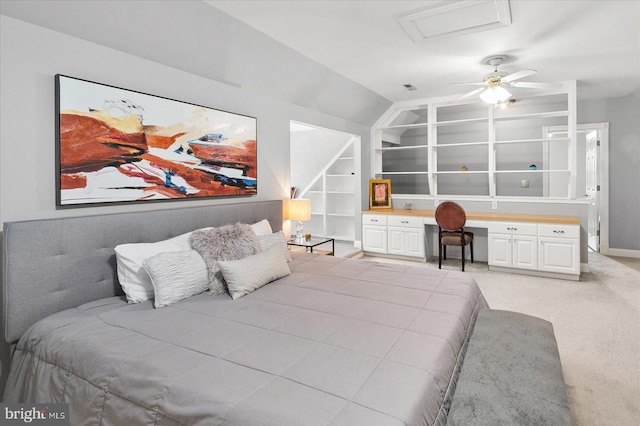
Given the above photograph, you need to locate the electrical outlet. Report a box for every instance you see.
[492,201,498,209]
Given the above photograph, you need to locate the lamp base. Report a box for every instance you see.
[295,221,305,242]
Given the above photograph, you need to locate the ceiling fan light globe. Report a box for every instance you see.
[480,86,511,104]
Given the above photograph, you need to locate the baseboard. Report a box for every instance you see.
[600,248,640,258]
[489,265,580,281]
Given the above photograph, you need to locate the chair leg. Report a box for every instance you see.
[470,239,474,263]
[438,229,442,269]
[461,240,465,272]
[443,245,447,260]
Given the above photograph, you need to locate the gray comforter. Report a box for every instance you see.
[4,253,488,426]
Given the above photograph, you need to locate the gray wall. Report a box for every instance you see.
[290,128,353,193]
[0,2,390,225]
[578,90,640,251]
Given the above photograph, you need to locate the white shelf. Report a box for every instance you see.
[377,144,428,151]
[494,169,570,173]
[433,141,489,147]
[327,212,355,217]
[494,110,569,122]
[494,137,570,145]
[382,122,428,130]
[435,117,488,126]
[378,171,429,175]
[326,174,354,177]
[434,170,489,174]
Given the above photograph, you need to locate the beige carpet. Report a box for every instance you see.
[360,253,640,426]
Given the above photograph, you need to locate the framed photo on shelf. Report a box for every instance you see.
[369,179,391,209]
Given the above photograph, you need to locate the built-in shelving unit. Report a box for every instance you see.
[298,138,357,241]
[372,82,577,199]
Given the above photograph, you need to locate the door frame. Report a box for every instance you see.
[545,122,609,254]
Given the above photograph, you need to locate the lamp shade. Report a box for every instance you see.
[480,85,511,104]
[288,199,311,221]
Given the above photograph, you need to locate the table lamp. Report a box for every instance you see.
[289,199,311,242]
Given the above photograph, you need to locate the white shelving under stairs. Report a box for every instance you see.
[297,138,357,241]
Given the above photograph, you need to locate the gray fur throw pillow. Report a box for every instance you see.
[189,223,262,295]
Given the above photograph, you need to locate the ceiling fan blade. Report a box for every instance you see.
[502,69,537,83]
[449,82,486,86]
[511,81,563,89]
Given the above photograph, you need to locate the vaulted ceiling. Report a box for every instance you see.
[208,0,640,102]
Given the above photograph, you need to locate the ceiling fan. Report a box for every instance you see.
[454,56,560,104]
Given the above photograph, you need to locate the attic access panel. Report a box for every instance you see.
[396,0,512,42]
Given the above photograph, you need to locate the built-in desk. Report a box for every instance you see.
[362,209,581,280]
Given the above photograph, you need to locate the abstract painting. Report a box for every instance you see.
[55,75,257,206]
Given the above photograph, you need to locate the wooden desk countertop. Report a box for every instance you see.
[362,209,580,225]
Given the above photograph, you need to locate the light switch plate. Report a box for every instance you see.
[492,201,498,209]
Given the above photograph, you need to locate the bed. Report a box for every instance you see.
[2,200,488,425]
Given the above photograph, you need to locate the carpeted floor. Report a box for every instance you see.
[360,252,640,426]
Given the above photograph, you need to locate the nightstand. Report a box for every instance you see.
[287,237,335,256]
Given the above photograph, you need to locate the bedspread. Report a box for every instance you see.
[4,253,488,426]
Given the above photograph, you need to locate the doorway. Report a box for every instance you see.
[289,121,361,255]
[545,122,609,253]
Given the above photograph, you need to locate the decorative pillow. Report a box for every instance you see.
[251,219,273,236]
[142,250,209,308]
[219,245,291,300]
[189,223,262,295]
[115,230,198,303]
[258,231,292,262]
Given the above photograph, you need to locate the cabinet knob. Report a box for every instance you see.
[401,220,408,224]
[371,219,378,222]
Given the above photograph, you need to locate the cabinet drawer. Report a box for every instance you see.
[388,215,423,228]
[488,222,537,236]
[538,224,579,239]
[362,214,387,226]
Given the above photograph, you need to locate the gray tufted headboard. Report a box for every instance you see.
[1,200,283,344]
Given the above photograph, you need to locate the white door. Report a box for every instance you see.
[585,130,599,251]
[539,238,580,275]
[488,234,512,267]
[387,227,405,255]
[512,236,538,270]
[363,226,386,253]
[404,228,425,257]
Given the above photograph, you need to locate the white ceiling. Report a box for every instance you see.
[208,0,640,102]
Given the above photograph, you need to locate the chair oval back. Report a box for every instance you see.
[435,201,467,231]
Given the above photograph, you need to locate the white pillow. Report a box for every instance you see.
[251,219,273,236]
[258,231,292,262]
[115,229,210,303]
[218,245,291,300]
[142,250,209,309]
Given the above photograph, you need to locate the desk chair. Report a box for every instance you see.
[435,201,474,271]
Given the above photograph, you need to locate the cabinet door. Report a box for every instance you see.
[387,227,405,255]
[488,234,511,267]
[539,237,580,275]
[404,228,425,257]
[512,236,538,270]
[363,226,387,253]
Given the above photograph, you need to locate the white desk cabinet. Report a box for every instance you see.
[388,216,425,258]
[538,224,580,275]
[488,222,538,271]
[362,214,387,254]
